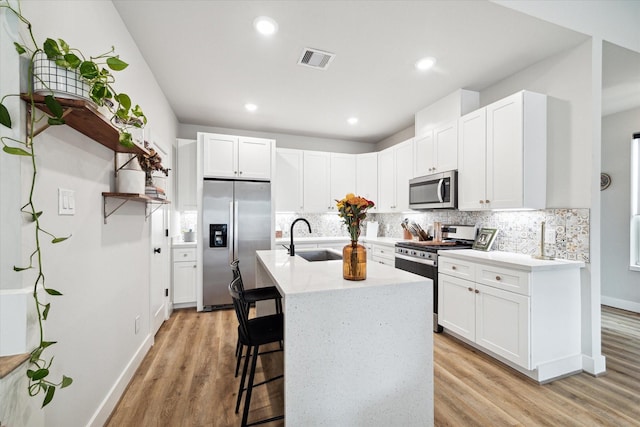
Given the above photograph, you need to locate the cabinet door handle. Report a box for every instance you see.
[183,253,188,257]
[479,200,484,204]
[239,171,243,175]
[468,287,473,292]
[451,266,457,270]
[495,275,501,281]
[193,265,197,268]
[475,289,480,294]
[485,200,490,204]
[154,248,161,254]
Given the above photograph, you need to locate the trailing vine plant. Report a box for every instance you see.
[0,0,147,407]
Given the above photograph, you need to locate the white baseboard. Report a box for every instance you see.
[582,353,607,376]
[601,296,640,313]
[87,334,154,427]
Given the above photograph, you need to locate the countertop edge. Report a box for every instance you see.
[439,249,585,271]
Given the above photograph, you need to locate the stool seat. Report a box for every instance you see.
[243,286,281,304]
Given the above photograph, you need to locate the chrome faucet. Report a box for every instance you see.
[289,218,312,256]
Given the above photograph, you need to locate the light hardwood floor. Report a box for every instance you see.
[106,306,640,427]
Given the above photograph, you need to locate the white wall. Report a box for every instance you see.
[601,107,640,311]
[0,1,178,426]
[179,123,375,154]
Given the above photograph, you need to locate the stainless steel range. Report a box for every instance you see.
[395,224,476,333]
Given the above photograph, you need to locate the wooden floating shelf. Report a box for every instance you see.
[20,94,148,155]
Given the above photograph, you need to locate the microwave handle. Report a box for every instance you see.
[437,179,444,202]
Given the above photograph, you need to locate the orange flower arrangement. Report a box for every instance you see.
[336,193,375,241]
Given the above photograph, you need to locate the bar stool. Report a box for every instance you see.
[229,275,284,427]
[230,259,282,377]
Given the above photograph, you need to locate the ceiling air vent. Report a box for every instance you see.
[297,47,335,70]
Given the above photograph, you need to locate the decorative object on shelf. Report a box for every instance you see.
[32,51,91,101]
[116,169,145,194]
[472,227,498,251]
[183,229,196,242]
[0,0,149,407]
[336,193,375,280]
[600,173,612,191]
[137,142,169,187]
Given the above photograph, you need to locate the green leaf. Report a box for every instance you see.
[26,369,35,379]
[3,146,32,156]
[43,38,61,59]
[54,58,70,68]
[32,211,43,221]
[13,265,31,272]
[42,303,51,320]
[45,288,63,296]
[30,347,43,362]
[91,82,108,101]
[51,236,69,244]
[79,61,99,80]
[47,117,66,126]
[119,132,134,148]
[0,102,11,128]
[64,53,81,69]
[31,368,49,381]
[42,385,55,407]
[44,95,64,118]
[58,39,69,54]
[114,93,131,111]
[13,42,26,55]
[41,341,57,348]
[132,105,144,117]
[61,376,73,388]
[106,56,128,71]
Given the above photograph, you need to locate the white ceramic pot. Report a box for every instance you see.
[32,52,92,101]
[116,169,145,195]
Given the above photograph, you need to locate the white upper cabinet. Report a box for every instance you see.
[414,120,458,177]
[330,153,356,206]
[275,148,303,212]
[356,152,378,210]
[377,138,413,213]
[458,91,547,211]
[303,151,331,212]
[176,138,197,211]
[201,133,272,180]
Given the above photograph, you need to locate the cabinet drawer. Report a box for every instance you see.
[372,245,394,261]
[372,255,395,267]
[439,257,475,280]
[476,265,530,296]
[173,248,196,262]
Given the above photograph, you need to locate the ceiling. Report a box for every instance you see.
[112,1,594,144]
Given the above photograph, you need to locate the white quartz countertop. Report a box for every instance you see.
[256,249,429,295]
[439,249,585,271]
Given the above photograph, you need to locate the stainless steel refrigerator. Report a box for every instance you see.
[202,179,271,309]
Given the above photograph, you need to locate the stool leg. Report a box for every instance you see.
[241,344,260,427]
[236,345,252,414]
[235,343,244,377]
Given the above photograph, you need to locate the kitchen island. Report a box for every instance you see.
[255,249,434,426]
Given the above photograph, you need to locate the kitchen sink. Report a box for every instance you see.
[296,249,342,262]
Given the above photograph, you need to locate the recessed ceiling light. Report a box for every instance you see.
[245,103,258,112]
[415,57,436,71]
[347,117,358,125]
[254,16,278,36]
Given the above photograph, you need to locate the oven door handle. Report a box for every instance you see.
[437,178,444,203]
[395,253,437,267]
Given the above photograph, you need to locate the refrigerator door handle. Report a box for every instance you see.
[233,201,239,261]
[229,201,234,264]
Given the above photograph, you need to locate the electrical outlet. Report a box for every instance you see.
[135,315,141,334]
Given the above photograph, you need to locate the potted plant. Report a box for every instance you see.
[0,0,149,407]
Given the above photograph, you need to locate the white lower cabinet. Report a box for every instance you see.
[438,252,582,382]
[172,248,197,305]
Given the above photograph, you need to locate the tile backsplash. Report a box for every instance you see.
[276,208,590,262]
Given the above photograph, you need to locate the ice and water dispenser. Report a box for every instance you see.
[209,224,228,248]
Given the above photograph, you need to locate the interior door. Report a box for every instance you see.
[150,204,169,336]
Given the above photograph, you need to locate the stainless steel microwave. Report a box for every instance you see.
[408,170,457,210]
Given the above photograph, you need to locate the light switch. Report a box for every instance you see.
[58,188,75,215]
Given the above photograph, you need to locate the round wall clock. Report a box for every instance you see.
[600,173,612,191]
